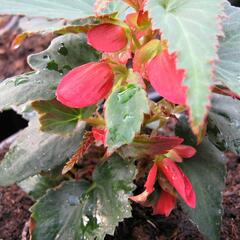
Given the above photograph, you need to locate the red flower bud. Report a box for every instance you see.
[87,23,128,53]
[153,190,176,216]
[158,158,196,208]
[173,145,196,158]
[146,50,187,105]
[56,62,114,108]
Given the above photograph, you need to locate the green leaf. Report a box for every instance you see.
[19,17,66,32]
[0,0,127,20]
[0,119,86,186]
[105,84,149,151]
[0,33,99,111]
[208,94,240,155]
[180,138,226,240]
[31,155,136,240]
[145,0,224,128]
[19,174,64,200]
[216,3,240,95]
[32,99,95,134]
[175,115,198,146]
[27,34,100,72]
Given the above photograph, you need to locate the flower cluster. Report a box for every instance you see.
[56,13,187,109]
[56,3,194,216]
[130,142,196,216]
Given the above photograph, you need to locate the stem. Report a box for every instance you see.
[84,117,105,126]
[85,182,97,194]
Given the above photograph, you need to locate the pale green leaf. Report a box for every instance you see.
[31,155,136,240]
[19,17,66,32]
[0,119,86,186]
[145,0,224,128]
[216,3,240,94]
[0,33,99,111]
[19,174,65,200]
[105,84,149,151]
[0,0,127,20]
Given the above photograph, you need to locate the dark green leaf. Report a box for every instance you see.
[0,119,86,186]
[31,155,136,240]
[32,99,95,134]
[216,3,240,94]
[0,33,100,111]
[145,0,224,128]
[180,138,226,240]
[19,173,65,200]
[175,115,197,146]
[208,94,240,155]
[0,0,127,20]
[105,84,149,151]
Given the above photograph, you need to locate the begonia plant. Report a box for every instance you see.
[0,0,239,239]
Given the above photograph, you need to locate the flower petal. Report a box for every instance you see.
[153,190,176,216]
[145,163,158,193]
[158,158,196,208]
[129,190,149,203]
[56,62,113,108]
[87,23,128,53]
[173,145,196,158]
[146,50,187,105]
[92,127,106,145]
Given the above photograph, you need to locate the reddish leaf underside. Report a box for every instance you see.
[121,135,183,158]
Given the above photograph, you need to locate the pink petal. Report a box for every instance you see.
[92,128,106,145]
[129,190,149,203]
[145,163,158,193]
[146,50,187,105]
[153,190,176,216]
[56,62,114,108]
[87,23,128,53]
[158,158,196,208]
[173,145,196,158]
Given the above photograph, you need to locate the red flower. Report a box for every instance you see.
[87,23,128,53]
[146,50,188,105]
[56,62,114,108]
[92,127,106,145]
[157,158,196,208]
[144,163,158,193]
[130,142,196,214]
[129,163,157,204]
[153,190,176,216]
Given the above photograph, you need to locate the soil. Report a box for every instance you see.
[0,11,240,240]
